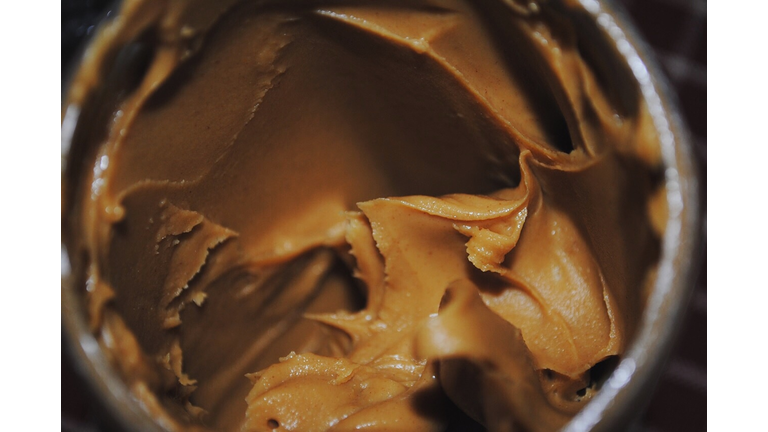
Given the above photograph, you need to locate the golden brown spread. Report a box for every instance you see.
[62,0,665,430]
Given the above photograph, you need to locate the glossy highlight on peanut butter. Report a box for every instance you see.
[62,0,666,430]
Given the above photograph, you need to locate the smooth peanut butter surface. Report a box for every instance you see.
[62,0,665,430]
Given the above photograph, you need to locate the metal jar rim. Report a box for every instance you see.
[61,1,702,430]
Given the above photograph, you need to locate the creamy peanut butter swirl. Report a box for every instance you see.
[62,0,665,430]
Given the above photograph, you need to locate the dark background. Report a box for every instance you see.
[61,0,707,430]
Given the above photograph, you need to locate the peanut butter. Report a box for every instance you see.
[61,0,664,430]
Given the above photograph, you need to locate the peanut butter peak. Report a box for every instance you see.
[62,0,663,430]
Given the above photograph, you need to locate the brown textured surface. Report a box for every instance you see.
[61,0,707,430]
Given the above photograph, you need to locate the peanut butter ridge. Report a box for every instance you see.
[62,0,664,431]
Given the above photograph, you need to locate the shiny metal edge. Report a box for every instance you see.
[564,1,701,431]
[61,2,166,430]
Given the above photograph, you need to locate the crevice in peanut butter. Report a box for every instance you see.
[62,0,664,430]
